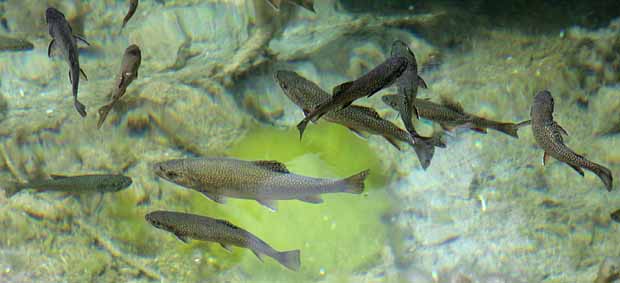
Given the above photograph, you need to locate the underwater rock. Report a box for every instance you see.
[590,86,620,136]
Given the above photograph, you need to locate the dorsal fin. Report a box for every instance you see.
[253,160,290,173]
[439,96,464,113]
[349,105,381,119]
[332,81,354,97]
[49,174,69,180]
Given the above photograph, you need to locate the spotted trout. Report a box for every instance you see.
[382,95,530,138]
[46,7,90,117]
[530,90,612,191]
[390,40,428,136]
[145,210,301,270]
[4,174,133,198]
[296,56,408,139]
[153,157,368,211]
[97,44,142,128]
[275,70,444,169]
[265,0,315,12]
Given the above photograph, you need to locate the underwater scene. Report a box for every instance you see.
[1,0,620,282]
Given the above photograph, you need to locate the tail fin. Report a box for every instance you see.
[96,104,113,129]
[3,182,25,198]
[412,141,435,170]
[292,0,315,13]
[276,250,301,271]
[590,164,613,192]
[340,169,369,194]
[74,99,87,118]
[296,119,310,140]
[491,120,531,138]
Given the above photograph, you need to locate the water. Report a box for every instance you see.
[0,0,620,282]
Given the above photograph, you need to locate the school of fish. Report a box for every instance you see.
[2,0,618,276]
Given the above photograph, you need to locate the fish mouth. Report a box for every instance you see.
[45,7,65,22]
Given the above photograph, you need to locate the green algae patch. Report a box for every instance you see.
[223,123,391,280]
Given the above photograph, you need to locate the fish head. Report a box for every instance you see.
[45,7,66,23]
[125,44,142,62]
[145,211,176,232]
[98,175,133,192]
[153,160,197,187]
[274,70,300,94]
[533,90,554,115]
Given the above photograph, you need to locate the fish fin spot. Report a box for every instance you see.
[253,160,289,173]
[252,250,264,262]
[418,75,428,89]
[49,174,69,180]
[47,39,56,58]
[80,68,88,81]
[298,195,323,204]
[220,243,233,253]
[257,199,277,211]
[439,96,464,113]
[332,81,353,97]
[543,152,550,166]
[202,192,227,204]
[568,164,585,176]
[349,105,381,119]
[74,35,90,46]
[346,126,368,139]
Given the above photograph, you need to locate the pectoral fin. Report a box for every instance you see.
[252,250,264,262]
[543,151,550,166]
[554,122,568,136]
[417,75,428,89]
[80,68,88,81]
[201,192,227,204]
[257,199,277,211]
[298,195,323,204]
[568,163,585,176]
[175,233,190,243]
[220,243,233,253]
[74,35,90,46]
[346,127,368,139]
[384,136,402,150]
[47,39,56,57]
[333,81,353,97]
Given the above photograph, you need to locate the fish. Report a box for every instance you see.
[152,157,369,211]
[389,40,428,136]
[145,210,301,271]
[120,0,139,32]
[97,44,142,129]
[265,0,315,13]
[611,209,620,223]
[382,95,530,138]
[3,174,133,198]
[275,70,444,169]
[296,56,409,139]
[530,90,612,191]
[46,7,90,117]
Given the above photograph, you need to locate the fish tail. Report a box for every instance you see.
[589,163,613,192]
[3,182,25,198]
[339,169,369,194]
[275,249,301,271]
[74,98,87,118]
[412,140,435,170]
[296,119,309,140]
[492,120,530,138]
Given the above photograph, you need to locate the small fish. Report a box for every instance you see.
[390,40,428,136]
[275,70,444,169]
[296,56,408,139]
[531,90,612,191]
[97,44,142,129]
[120,0,139,32]
[611,209,620,223]
[145,210,301,271]
[265,0,315,13]
[46,7,90,117]
[382,95,530,138]
[153,157,368,211]
[3,174,132,198]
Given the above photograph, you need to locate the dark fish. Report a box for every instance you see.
[382,95,530,138]
[611,209,620,223]
[531,90,612,191]
[296,56,408,139]
[46,7,90,117]
[120,0,139,32]
[390,40,428,136]
[145,210,301,271]
[275,70,444,169]
[153,157,368,211]
[97,44,142,129]
[4,174,132,198]
[265,0,315,13]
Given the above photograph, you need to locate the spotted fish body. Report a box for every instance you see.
[145,211,301,271]
[275,70,443,169]
[46,7,89,117]
[382,95,529,138]
[530,90,612,191]
[296,56,409,138]
[4,174,133,197]
[153,157,368,210]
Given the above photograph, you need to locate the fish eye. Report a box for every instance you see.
[280,81,288,90]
